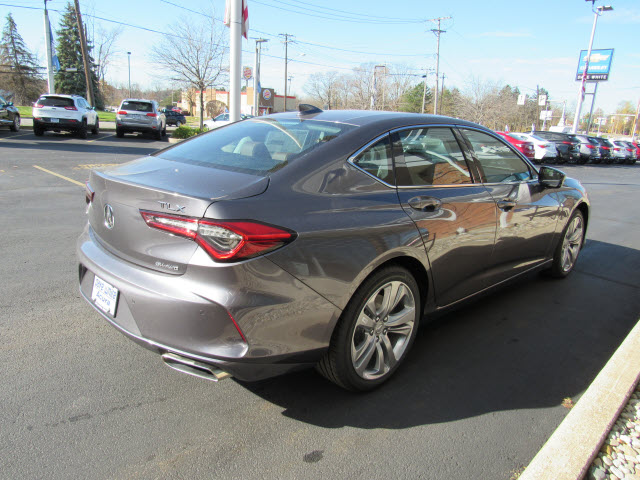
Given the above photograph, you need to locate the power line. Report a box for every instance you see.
[428,16,451,115]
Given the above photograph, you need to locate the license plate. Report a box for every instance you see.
[91,275,119,316]
[50,118,59,123]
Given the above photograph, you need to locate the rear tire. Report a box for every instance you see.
[10,115,20,132]
[176,121,182,127]
[548,210,585,278]
[116,128,124,138]
[154,128,162,140]
[91,117,99,135]
[316,266,421,391]
[33,126,44,136]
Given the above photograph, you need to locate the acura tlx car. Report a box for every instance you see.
[78,105,589,391]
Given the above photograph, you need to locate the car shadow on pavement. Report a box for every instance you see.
[242,239,640,429]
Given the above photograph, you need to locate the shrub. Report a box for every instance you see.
[171,125,205,139]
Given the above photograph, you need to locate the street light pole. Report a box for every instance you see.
[127,51,131,97]
[571,3,613,134]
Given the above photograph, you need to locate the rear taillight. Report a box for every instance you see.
[85,182,94,205]
[117,110,127,115]
[140,211,296,262]
[540,145,547,148]
[603,146,610,150]
[562,141,572,144]
[586,144,595,149]
[64,106,78,111]
[34,104,44,108]
[614,148,621,151]
[146,113,157,117]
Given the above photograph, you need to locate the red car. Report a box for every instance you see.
[495,131,536,160]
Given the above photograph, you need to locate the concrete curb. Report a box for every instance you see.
[519,319,640,480]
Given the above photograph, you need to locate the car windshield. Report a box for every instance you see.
[121,101,153,112]
[38,96,75,107]
[156,118,357,176]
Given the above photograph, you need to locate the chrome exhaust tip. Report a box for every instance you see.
[161,352,232,382]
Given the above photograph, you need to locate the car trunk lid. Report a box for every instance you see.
[87,156,269,274]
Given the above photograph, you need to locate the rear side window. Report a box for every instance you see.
[352,135,394,184]
[461,129,533,183]
[121,101,153,112]
[395,127,471,186]
[157,118,356,176]
[37,96,74,107]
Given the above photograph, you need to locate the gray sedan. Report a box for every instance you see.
[78,107,589,391]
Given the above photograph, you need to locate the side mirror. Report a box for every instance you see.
[7,101,13,106]
[539,166,565,189]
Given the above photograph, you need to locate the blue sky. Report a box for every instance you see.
[3,0,639,114]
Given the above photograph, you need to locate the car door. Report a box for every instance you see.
[0,96,9,125]
[458,128,561,285]
[393,126,498,307]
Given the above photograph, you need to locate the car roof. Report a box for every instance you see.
[263,110,483,131]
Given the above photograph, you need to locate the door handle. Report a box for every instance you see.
[408,196,442,212]
[497,199,516,211]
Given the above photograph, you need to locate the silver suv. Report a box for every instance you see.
[32,94,99,138]
[116,99,166,140]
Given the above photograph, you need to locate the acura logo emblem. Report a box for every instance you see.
[104,204,115,229]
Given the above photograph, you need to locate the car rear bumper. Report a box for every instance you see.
[116,122,160,134]
[33,118,82,130]
[76,225,339,381]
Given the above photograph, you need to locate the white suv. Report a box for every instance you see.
[33,94,99,138]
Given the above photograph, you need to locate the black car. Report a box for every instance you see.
[162,109,186,126]
[592,137,614,164]
[529,131,580,164]
[0,96,20,132]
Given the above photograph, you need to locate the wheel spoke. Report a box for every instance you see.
[371,342,386,376]
[380,334,398,370]
[353,335,377,376]
[379,282,402,319]
[387,323,413,337]
[386,305,415,329]
[358,311,375,330]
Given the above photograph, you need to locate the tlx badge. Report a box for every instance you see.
[158,201,186,213]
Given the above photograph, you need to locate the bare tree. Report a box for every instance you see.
[150,17,227,129]
[304,71,341,109]
[93,24,122,85]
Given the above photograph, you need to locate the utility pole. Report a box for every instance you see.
[429,16,451,115]
[279,33,294,112]
[229,0,242,122]
[73,0,94,106]
[253,38,268,116]
[43,0,55,94]
[439,73,445,115]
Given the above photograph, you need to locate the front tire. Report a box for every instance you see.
[10,115,20,132]
[91,117,99,135]
[317,266,420,391]
[549,210,585,278]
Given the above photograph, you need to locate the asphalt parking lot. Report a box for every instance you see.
[1,130,639,479]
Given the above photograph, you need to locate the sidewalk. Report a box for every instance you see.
[519,319,640,480]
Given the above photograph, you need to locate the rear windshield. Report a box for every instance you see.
[121,101,153,112]
[156,118,356,176]
[38,96,74,107]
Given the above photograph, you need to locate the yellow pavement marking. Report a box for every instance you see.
[0,132,33,141]
[33,165,84,187]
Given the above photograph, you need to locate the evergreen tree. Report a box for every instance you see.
[54,2,103,108]
[399,82,432,113]
[0,13,43,104]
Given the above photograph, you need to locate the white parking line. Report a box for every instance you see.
[0,132,33,141]
[87,133,115,143]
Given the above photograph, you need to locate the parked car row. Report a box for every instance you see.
[498,130,638,165]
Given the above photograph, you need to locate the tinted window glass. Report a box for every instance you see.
[157,118,356,176]
[461,129,533,183]
[38,96,75,107]
[121,101,153,112]
[352,135,393,184]
[396,127,471,186]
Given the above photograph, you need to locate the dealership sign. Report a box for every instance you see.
[576,48,614,81]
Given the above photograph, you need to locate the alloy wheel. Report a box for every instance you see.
[561,215,584,273]
[350,280,416,380]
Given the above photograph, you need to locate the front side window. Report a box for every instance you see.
[395,127,471,186]
[352,135,394,184]
[461,129,533,183]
